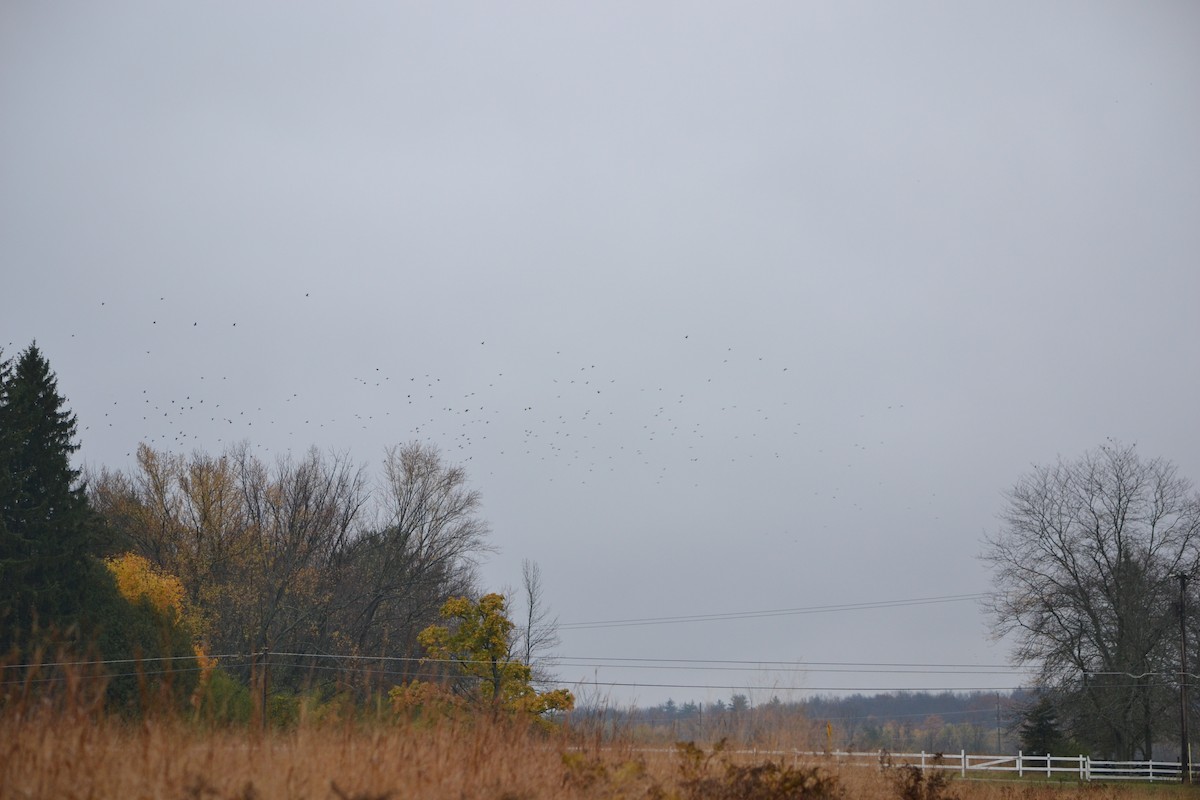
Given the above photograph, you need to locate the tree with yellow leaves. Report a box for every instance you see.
[104,552,188,625]
[104,551,214,659]
[412,593,573,719]
[103,552,214,706]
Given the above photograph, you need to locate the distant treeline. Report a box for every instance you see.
[572,690,1032,753]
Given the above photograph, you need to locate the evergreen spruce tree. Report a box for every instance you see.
[1019,694,1066,756]
[0,344,199,709]
[0,342,95,648]
[0,348,13,567]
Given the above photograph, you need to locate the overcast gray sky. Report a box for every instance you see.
[3,2,1199,708]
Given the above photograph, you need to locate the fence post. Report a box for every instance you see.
[1018,751,1023,778]
[920,751,926,772]
[1047,751,1051,778]
[961,750,966,777]
[1078,754,1084,781]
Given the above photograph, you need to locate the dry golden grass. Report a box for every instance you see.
[1,705,1195,800]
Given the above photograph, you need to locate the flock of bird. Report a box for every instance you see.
[12,291,914,514]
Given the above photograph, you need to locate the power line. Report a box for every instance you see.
[4,651,1170,681]
[270,651,1029,675]
[5,651,1189,698]
[563,680,1026,693]
[561,657,1016,668]
[557,678,1180,694]
[553,661,1028,676]
[267,657,1172,697]
[1,664,216,686]
[0,653,246,671]
[558,593,989,630]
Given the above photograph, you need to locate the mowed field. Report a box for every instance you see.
[3,707,1195,800]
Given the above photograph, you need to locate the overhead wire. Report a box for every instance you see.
[4,651,1191,697]
[558,657,1017,668]
[558,593,990,630]
[0,653,247,671]
[553,678,1176,693]
[553,662,1028,676]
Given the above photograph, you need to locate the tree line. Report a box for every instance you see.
[614,691,1019,753]
[88,439,488,692]
[1,342,564,718]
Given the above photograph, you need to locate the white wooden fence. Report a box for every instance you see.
[800,750,1186,783]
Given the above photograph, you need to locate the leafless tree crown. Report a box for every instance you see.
[983,441,1200,759]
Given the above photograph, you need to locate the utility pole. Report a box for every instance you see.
[1180,573,1191,784]
[260,645,269,734]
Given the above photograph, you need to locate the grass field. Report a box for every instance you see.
[3,703,1197,800]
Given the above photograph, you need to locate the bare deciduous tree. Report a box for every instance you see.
[329,441,491,680]
[516,558,561,685]
[983,441,1200,759]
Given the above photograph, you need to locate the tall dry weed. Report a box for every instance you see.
[0,671,1186,800]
